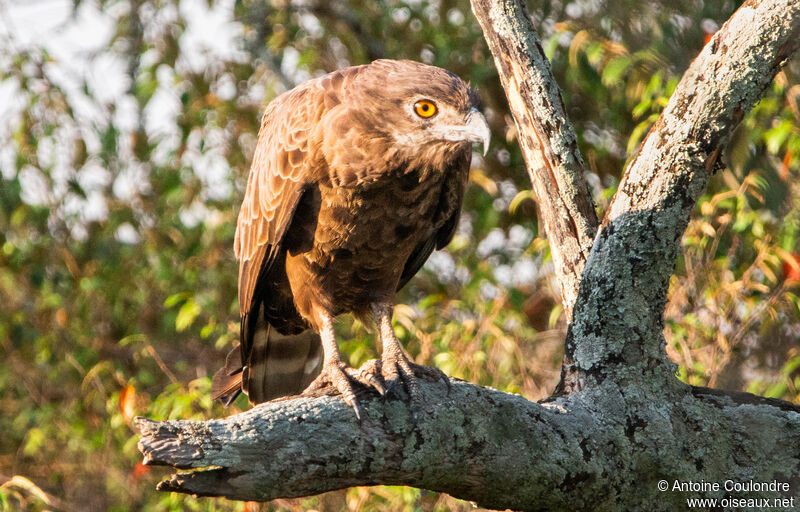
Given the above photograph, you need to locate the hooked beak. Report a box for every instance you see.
[426,107,492,155]
[464,108,491,156]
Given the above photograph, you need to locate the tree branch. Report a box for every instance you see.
[138,380,800,509]
[470,0,599,319]
[558,0,800,393]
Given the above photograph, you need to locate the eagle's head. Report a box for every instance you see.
[347,59,490,166]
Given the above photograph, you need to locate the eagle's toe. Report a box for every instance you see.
[303,361,365,420]
[380,350,448,415]
[348,359,386,396]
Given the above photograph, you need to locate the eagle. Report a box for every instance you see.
[212,59,490,418]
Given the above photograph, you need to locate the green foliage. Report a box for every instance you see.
[0,0,798,510]
[665,73,800,394]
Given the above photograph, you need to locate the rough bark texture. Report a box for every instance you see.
[137,0,800,509]
[557,0,800,394]
[470,0,599,319]
[137,381,800,510]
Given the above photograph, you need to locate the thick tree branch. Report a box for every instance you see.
[608,0,800,224]
[558,0,800,393]
[470,0,599,319]
[138,380,800,509]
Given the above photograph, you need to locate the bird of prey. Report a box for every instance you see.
[212,59,490,418]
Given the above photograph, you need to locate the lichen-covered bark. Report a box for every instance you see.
[138,380,800,510]
[137,0,800,509]
[470,0,599,318]
[558,0,800,394]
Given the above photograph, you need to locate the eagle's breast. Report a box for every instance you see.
[284,166,446,319]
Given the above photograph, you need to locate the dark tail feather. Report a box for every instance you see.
[212,312,323,406]
[211,347,243,406]
[244,323,322,404]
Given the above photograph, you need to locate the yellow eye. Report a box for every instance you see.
[414,99,437,118]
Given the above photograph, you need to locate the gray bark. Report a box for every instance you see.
[137,382,800,510]
[558,0,800,394]
[470,0,599,319]
[137,0,800,509]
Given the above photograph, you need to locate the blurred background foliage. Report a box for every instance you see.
[0,0,798,510]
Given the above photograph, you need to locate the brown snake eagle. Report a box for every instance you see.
[212,59,490,418]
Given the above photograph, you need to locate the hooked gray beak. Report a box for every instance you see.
[464,108,491,156]
[429,107,491,155]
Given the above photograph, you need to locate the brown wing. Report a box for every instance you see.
[235,87,317,317]
[215,69,359,404]
[236,64,368,313]
[397,149,470,291]
[214,88,315,404]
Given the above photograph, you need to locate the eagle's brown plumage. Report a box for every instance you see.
[212,59,489,416]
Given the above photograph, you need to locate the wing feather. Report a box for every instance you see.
[235,86,319,316]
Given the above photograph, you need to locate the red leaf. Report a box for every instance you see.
[782,252,800,282]
[131,461,150,481]
[119,385,136,423]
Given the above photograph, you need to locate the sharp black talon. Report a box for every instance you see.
[372,378,386,396]
[384,379,400,397]
[352,402,364,422]
[441,376,452,394]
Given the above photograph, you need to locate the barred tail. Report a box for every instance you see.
[212,317,322,405]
